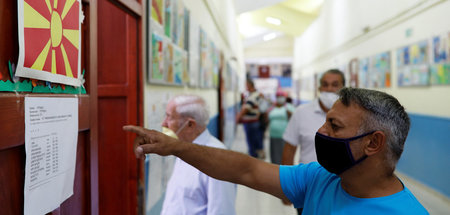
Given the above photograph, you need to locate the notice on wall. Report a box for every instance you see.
[24,97,78,215]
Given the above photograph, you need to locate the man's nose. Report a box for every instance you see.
[161,118,168,127]
[317,123,328,135]
[323,85,335,92]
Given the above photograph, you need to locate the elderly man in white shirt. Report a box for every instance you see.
[160,94,236,215]
[281,69,345,213]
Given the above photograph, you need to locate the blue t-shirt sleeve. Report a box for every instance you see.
[279,162,321,208]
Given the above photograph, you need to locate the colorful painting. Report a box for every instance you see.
[171,0,179,44]
[396,47,409,67]
[16,0,82,86]
[199,28,211,88]
[182,51,189,84]
[398,64,429,86]
[188,20,199,87]
[430,63,450,85]
[164,0,172,38]
[173,47,183,84]
[151,32,164,82]
[371,52,391,88]
[176,1,185,48]
[164,42,174,84]
[210,42,219,87]
[183,8,190,51]
[358,57,370,88]
[348,58,359,88]
[410,40,428,64]
[433,35,448,63]
[151,0,163,25]
[397,40,430,87]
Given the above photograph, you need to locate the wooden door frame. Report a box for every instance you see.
[88,0,99,214]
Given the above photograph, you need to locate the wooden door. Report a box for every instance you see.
[96,0,143,214]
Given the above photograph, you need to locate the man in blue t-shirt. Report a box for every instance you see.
[124,88,429,214]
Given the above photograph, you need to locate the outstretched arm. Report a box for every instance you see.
[123,125,289,201]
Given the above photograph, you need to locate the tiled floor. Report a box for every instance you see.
[231,125,450,215]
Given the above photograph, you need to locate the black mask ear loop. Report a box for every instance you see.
[343,130,376,167]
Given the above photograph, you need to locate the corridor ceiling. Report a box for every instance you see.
[235,0,323,44]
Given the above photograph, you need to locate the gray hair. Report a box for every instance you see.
[338,88,410,169]
[320,69,346,86]
[171,94,210,127]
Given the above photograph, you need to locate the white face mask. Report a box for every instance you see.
[276,97,286,104]
[162,120,189,139]
[319,92,339,109]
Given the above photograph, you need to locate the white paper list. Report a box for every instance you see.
[24,97,78,215]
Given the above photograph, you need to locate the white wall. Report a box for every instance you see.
[293,0,450,118]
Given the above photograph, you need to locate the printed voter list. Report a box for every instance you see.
[24,97,78,215]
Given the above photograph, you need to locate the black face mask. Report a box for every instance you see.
[315,131,375,175]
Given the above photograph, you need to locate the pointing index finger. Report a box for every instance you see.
[123,125,149,137]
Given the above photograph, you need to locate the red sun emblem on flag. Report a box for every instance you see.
[23,0,80,79]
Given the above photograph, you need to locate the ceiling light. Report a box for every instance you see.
[265,17,281,25]
[263,33,277,41]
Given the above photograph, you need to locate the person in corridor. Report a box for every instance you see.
[267,90,294,165]
[281,69,345,213]
[282,69,346,166]
[236,79,266,159]
[125,87,428,214]
[157,94,236,215]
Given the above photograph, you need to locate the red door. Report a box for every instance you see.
[97,0,143,214]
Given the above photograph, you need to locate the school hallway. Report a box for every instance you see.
[231,125,450,215]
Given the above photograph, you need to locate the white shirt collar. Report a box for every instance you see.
[313,98,325,114]
[192,129,210,146]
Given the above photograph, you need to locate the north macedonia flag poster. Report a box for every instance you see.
[16,0,82,87]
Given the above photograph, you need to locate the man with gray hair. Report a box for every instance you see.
[158,94,236,215]
[125,88,427,214]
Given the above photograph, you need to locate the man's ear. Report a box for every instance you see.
[365,131,386,156]
[187,119,196,127]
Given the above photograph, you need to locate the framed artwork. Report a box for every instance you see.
[173,46,183,84]
[175,1,185,48]
[432,35,448,63]
[373,52,391,88]
[429,33,450,85]
[171,0,179,44]
[397,40,430,87]
[188,19,199,87]
[164,0,172,37]
[151,0,163,25]
[348,58,359,88]
[199,28,211,88]
[358,58,369,88]
[164,41,174,84]
[397,64,429,86]
[430,63,450,85]
[183,8,190,51]
[150,32,165,83]
[211,42,219,88]
[182,51,189,84]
